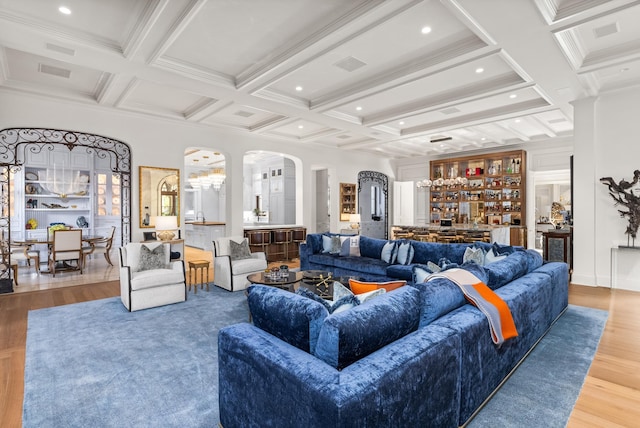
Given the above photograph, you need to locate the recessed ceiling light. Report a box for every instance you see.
[399,121,405,126]
[59,6,71,15]
[356,106,362,111]
[295,86,303,91]
[620,67,630,73]
[298,125,304,129]
[515,119,521,123]
[481,137,486,141]
[421,26,432,34]
[509,94,517,99]
[475,67,484,74]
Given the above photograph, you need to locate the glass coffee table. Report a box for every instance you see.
[247,271,305,291]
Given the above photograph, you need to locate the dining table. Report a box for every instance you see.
[12,234,105,273]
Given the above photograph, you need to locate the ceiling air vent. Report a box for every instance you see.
[440,107,461,115]
[593,22,619,38]
[430,136,452,143]
[46,43,75,56]
[336,134,351,140]
[234,110,254,118]
[549,118,568,124]
[334,56,367,72]
[38,63,71,78]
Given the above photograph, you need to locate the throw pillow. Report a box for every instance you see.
[348,278,406,294]
[463,246,485,266]
[339,235,361,257]
[491,242,515,256]
[427,261,441,273]
[136,244,168,272]
[412,264,433,284]
[322,235,342,254]
[334,281,386,304]
[380,241,397,264]
[296,287,360,314]
[229,239,252,261]
[485,250,507,265]
[396,240,414,265]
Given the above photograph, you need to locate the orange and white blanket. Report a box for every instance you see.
[426,268,518,345]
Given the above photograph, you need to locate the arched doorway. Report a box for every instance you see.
[0,128,132,293]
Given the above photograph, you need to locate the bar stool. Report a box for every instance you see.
[245,230,270,258]
[291,228,307,259]
[271,229,292,261]
[188,259,210,294]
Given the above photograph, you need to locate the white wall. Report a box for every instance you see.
[572,88,640,291]
[0,91,392,241]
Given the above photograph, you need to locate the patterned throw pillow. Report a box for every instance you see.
[322,235,342,254]
[463,246,485,266]
[230,239,252,261]
[136,245,168,272]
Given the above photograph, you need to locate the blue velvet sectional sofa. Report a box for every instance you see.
[218,234,569,427]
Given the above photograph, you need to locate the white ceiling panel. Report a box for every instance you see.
[263,0,481,103]
[2,0,640,158]
[161,0,363,78]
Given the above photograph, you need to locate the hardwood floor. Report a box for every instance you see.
[1,256,638,427]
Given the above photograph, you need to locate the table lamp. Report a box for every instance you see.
[349,213,361,229]
[155,216,178,241]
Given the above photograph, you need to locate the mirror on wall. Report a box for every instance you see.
[139,166,180,228]
[184,149,226,223]
[358,171,389,239]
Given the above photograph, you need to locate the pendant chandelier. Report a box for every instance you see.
[188,167,225,190]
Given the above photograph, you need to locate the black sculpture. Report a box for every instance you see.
[600,170,640,247]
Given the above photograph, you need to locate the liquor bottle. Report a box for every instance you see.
[515,159,520,173]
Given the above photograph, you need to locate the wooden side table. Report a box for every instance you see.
[188,260,210,293]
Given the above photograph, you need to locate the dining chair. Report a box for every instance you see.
[83,226,116,266]
[49,229,83,277]
[0,238,19,286]
[10,242,40,273]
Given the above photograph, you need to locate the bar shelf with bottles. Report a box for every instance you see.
[428,149,526,227]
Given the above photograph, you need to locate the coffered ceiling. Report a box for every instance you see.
[1,0,639,159]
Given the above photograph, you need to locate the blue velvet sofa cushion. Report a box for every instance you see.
[307,253,339,268]
[385,263,414,280]
[412,262,488,326]
[358,235,389,259]
[331,255,389,276]
[247,285,328,354]
[314,286,421,369]
[483,250,531,290]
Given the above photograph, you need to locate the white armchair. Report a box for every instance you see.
[119,242,186,311]
[213,236,267,292]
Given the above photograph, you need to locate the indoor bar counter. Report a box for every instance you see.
[244,225,307,262]
[392,224,527,246]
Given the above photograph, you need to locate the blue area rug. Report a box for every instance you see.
[24,295,606,428]
[467,304,608,427]
[23,287,248,428]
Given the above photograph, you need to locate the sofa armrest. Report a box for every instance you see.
[299,242,312,270]
[251,252,266,261]
[219,322,461,428]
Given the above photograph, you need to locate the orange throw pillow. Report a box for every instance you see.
[348,279,407,294]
